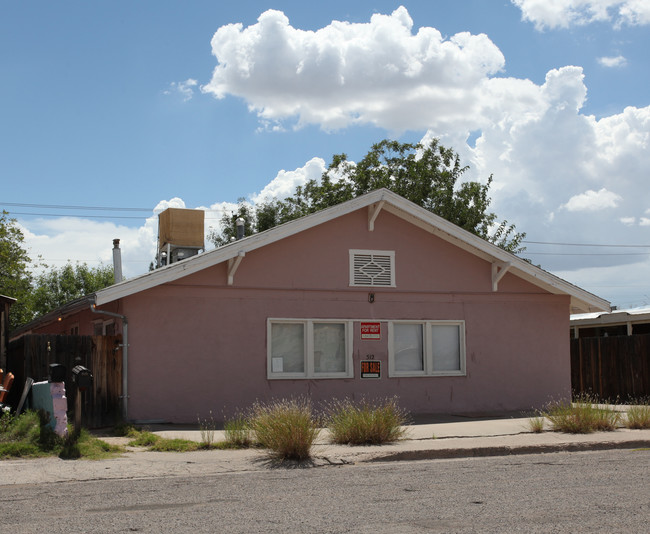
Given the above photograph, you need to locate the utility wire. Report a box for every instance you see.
[525,252,649,256]
[6,211,223,221]
[1,201,227,213]
[1,202,151,211]
[523,240,650,248]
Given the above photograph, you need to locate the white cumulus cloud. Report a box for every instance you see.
[251,157,327,203]
[202,7,506,131]
[512,0,650,30]
[598,55,627,67]
[562,188,623,211]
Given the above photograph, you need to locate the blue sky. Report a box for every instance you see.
[2,1,650,309]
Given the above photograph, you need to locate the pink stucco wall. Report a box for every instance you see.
[105,208,571,423]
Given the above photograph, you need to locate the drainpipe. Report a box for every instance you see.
[90,304,129,420]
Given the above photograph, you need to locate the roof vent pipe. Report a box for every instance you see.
[112,239,123,283]
[236,218,245,241]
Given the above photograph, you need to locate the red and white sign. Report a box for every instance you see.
[360,322,381,340]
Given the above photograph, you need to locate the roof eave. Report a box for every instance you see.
[94,188,610,314]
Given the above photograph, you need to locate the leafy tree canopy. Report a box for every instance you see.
[1,210,116,329]
[0,211,34,329]
[31,262,114,319]
[207,198,256,247]
[209,139,525,254]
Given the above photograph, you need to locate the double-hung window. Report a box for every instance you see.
[388,321,466,377]
[268,319,353,379]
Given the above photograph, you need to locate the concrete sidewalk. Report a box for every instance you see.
[2,415,650,486]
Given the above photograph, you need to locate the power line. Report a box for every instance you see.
[525,252,649,256]
[1,202,227,213]
[1,202,151,211]
[6,211,223,221]
[523,240,650,248]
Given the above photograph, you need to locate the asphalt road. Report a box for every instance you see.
[2,449,649,533]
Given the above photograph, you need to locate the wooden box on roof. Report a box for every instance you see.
[158,208,204,249]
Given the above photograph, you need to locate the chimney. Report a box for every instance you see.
[236,218,245,240]
[112,239,123,283]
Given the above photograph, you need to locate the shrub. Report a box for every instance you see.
[248,398,320,461]
[325,397,408,445]
[545,396,620,433]
[625,402,650,429]
[223,415,253,448]
[0,410,40,443]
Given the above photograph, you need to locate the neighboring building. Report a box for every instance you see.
[11,189,609,423]
[571,306,650,338]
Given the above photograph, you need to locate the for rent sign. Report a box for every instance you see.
[360,322,381,340]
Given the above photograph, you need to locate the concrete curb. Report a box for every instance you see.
[364,439,650,462]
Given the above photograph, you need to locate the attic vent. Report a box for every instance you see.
[350,250,395,287]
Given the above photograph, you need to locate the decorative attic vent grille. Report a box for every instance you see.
[350,250,395,287]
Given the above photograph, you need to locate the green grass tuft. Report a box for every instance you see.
[325,397,408,445]
[544,395,620,433]
[223,415,253,448]
[127,430,161,447]
[527,415,546,433]
[149,438,200,452]
[248,398,320,461]
[625,402,650,429]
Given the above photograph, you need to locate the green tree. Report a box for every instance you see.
[256,139,525,253]
[0,211,34,329]
[31,262,114,318]
[209,139,525,254]
[207,199,256,247]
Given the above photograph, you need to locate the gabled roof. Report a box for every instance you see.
[95,188,609,314]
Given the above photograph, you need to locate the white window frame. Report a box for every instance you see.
[349,249,395,288]
[267,319,354,379]
[388,320,466,377]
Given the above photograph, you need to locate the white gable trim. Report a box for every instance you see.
[94,189,609,314]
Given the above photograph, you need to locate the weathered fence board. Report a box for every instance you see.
[7,334,122,428]
[571,334,650,401]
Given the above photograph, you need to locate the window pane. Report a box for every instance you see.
[271,323,304,373]
[431,324,461,371]
[314,323,346,373]
[394,323,424,371]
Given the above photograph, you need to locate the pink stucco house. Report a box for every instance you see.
[17,189,609,423]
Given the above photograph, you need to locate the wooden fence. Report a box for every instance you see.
[571,333,650,401]
[7,334,122,428]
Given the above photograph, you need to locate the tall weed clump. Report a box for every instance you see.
[223,415,253,448]
[545,395,620,433]
[248,398,319,461]
[325,397,408,445]
[625,401,650,429]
